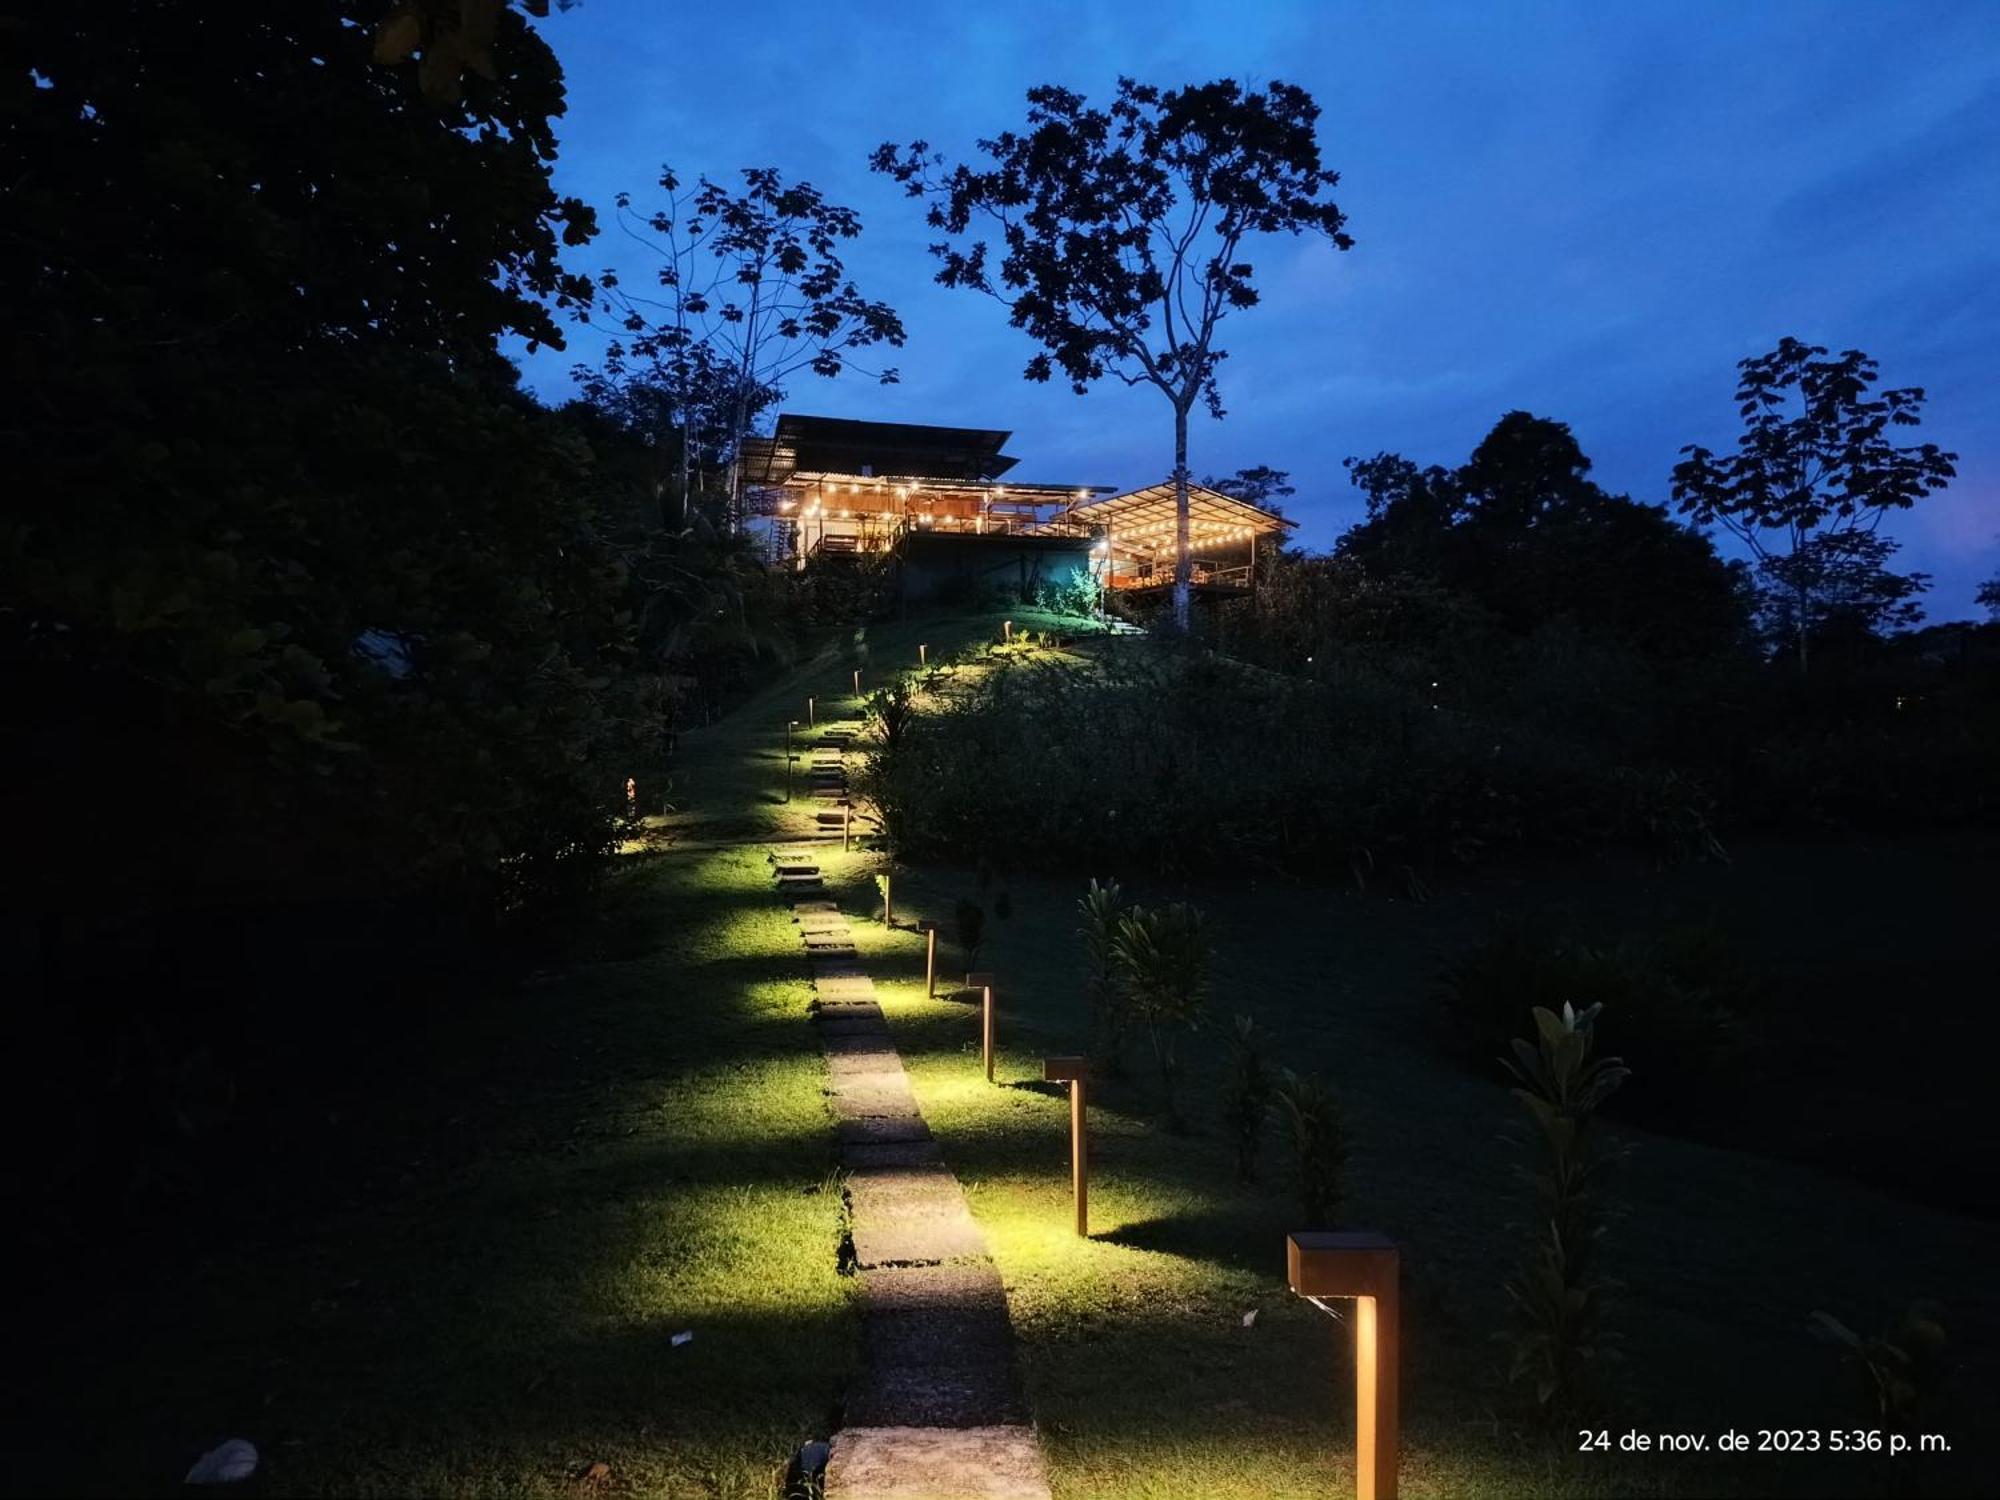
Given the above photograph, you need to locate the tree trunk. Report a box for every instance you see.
[1172,403,1192,632]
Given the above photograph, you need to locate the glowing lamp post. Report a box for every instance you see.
[785,721,798,802]
[842,801,852,852]
[1003,619,1013,643]
[964,971,996,1081]
[881,873,893,926]
[807,694,816,727]
[853,668,862,694]
[1286,1232,1401,1500]
[919,642,928,667]
[919,921,937,996]
[1042,1056,1088,1237]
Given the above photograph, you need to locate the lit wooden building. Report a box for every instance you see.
[740,413,1294,603]
[1043,481,1296,598]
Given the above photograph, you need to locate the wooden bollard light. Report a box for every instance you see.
[1043,1056,1088,1236]
[918,643,928,666]
[842,801,852,852]
[807,694,816,727]
[785,721,798,802]
[853,668,862,694]
[1003,619,1012,642]
[881,873,893,926]
[919,921,937,996]
[964,971,996,1082]
[1287,1232,1401,1500]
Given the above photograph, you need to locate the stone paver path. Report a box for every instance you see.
[771,715,1049,1500]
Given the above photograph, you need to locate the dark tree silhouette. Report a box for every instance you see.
[1202,465,1297,516]
[1672,339,1955,671]
[1340,413,1748,661]
[596,168,905,529]
[873,78,1352,629]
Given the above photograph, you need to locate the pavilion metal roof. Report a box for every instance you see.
[741,413,1022,486]
[1052,481,1296,549]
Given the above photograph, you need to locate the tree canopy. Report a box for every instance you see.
[873,77,1351,629]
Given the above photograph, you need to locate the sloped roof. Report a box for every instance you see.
[1056,481,1295,549]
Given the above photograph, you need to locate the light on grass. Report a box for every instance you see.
[1287,1232,1401,1500]
[1043,1055,1089,1237]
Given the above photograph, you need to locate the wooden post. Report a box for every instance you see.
[1286,1233,1401,1500]
[842,801,851,852]
[1003,619,1012,642]
[919,643,928,666]
[853,668,862,694]
[882,874,893,927]
[785,721,797,803]
[1044,1056,1088,1236]
[920,922,937,996]
[807,695,816,727]
[982,983,995,1081]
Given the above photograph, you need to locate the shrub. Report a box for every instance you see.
[1436,918,1752,1129]
[1221,1015,1275,1182]
[1077,878,1131,1074]
[1501,1002,1629,1421]
[1809,1301,1947,1430]
[1109,901,1210,1129]
[1271,1067,1348,1228]
[953,897,986,974]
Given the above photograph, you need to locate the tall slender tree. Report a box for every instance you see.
[873,78,1352,629]
[1671,338,1955,671]
[594,168,905,530]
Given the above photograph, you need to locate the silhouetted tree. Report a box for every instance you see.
[595,168,905,528]
[1202,465,1297,516]
[1672,339,1956,671]
[873,78,1352,630]
[1340,414,1748,661]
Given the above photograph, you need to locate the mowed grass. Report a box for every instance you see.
[746,622,1997,1498]
[23,844,853,1498]
[835,852,1998,1499]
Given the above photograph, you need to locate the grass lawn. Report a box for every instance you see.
[763,610,1996,1498]
[19,843,853,1497]
[25,605,1987,1499]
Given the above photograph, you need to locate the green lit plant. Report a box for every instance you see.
[1221,1015,1275,1182]
[1077,878,1131,1073]
[1110,901,1209,1129]
[868,678,918,754]
[1501,1002,1630,1421]
[954,896,987,973]
[1809,1301,1947,1431]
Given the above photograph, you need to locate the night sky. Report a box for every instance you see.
[511,0,1999,616]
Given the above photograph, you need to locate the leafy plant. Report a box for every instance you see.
[1271,1067,1347,1227]
[954,897,987,973]
[868,678,919,754]
[1077,878,1131,1073]
[1500,1002,1631,1421]
[1109,901,1210,1129]
[1809,1301,1947,1430]
[1221,1015,1275,1182]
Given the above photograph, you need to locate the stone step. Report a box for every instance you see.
[836,1114,931,1146]
[828,1074,921,1120]
[825,1426,1048,1500]
[848,1202,986,1270]
[842,1139,945,1170]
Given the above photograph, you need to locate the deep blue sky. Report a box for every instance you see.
[512,0,1999,616]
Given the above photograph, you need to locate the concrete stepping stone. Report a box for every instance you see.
[842,1139,945,1170]
[843,1360,1029,1428]
[848,1201,985,1269]
[829,1074,921,1120]
[836,1114,931,1146]
[792,901,840,914]
[825,1426,1049,1500]
[815,977,876,1001]
[820,1014,892,1040]
[827,1050,904,1080]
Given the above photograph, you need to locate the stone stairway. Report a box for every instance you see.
[771,716,1050,1500]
